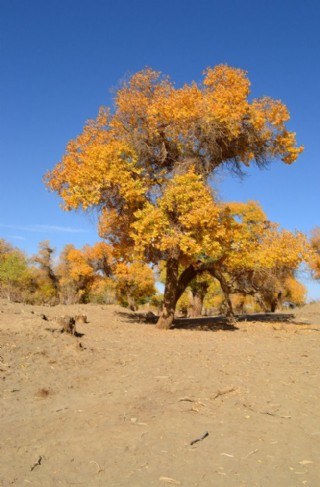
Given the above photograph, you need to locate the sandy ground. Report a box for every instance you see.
[1,301,320,487]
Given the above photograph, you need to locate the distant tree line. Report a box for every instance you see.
[0,239,156,309]
[1,216,316,316]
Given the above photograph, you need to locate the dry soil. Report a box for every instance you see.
[1,301,320,486]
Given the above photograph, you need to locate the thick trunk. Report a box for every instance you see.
[156,257,179,329]
[156,262,217,329]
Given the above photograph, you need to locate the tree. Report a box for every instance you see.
[0,240,30,301]
[57,244,96,303]
[178,273,213,318]
[114,261,156,310]
[45,65,303,329]
[310,227,320,279]
[203,279,224,314]
[87,276,116,304]
[211,202,309,314]
[31,241,59,296]
[282,276,306,307]
[83,242,113,277]
[56,241,115,304]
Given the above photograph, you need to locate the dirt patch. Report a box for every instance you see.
[0,300,319,486]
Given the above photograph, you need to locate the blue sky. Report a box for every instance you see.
[1,0,319,299]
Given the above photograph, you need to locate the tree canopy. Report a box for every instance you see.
[45,65,304,328]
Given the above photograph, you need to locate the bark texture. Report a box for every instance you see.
[156,257,179,329]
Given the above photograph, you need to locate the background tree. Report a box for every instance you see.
[282,275,306,307]
[87,276,116,304]
[175,273,214,318]
[211,202,309,314]
[31,241,59,301]
[203,279,225,314]
[0,240,31,301]
[187,274,211,317]
[114,261,156,310]
[83,242,113,277]
[57,244,96,303]
[45,65,303,329]
[309,227,320,279]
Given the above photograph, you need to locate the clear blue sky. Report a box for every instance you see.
[1,0,319,298]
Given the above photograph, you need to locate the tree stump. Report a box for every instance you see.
[57,316,76,335]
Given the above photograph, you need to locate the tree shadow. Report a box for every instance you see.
[236,313,295,323]
[115,311,238,331]
[172,316,239,331]
[115,310,296,331]
[115,311,158,325]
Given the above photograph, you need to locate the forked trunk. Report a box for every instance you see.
[156,257,179,330]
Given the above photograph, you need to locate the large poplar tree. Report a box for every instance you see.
[45,65,303,328]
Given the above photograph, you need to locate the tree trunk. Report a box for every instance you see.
[156,257,179,330]
[210,269,235,321]
[270,300,277,313]
[270,291,282,312]
[189,282,208,317]
[175,265,197,302]
[222,288,235,320]
[255,293,268,312]
[189,292,203,317]
[127,296,137,312]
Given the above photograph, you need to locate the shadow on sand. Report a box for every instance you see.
[115,311,237,331]
[173,316,238,331]
[115,311,295,332]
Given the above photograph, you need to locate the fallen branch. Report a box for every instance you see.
[260,411,291,419]
[212,387,236,400]
[190,431,209,446]
[30,456,42,472]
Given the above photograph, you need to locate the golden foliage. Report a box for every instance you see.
[221,201,309,272]
[45,65,303,260]
[283,276,306,306]
[114,261,156,309]
[309,227,320,279]
[131,168,225,264]
[44,65,305,326]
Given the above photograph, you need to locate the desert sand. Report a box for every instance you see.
[1,300,320,486]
